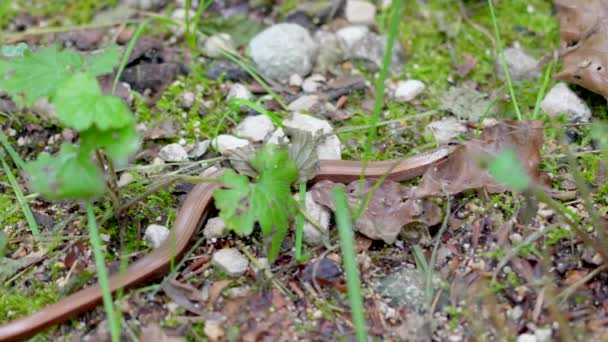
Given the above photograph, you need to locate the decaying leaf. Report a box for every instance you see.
[284,127,321,184]
[439,86,496,121]
[414,120,545,197]
[311,179,441,244]
[554,0,608,99]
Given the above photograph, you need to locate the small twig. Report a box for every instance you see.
[557,264,608,304]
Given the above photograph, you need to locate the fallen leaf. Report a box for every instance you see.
[439,86,496,121]
[161,281,202,315]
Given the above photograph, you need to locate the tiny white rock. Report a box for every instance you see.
[393,80,425,102]
[517,333,537,342]
[180,91,195,109]
[117,172,134,188]
[204,33,235,58]
[289,74,303,87]
[345,0,377,26]
[425,117,467,144]
[226,83,252,102]
[144,224,170,249]
[287,95,320,112]
[534,328,552,342]
[234,115,275,142]
[188,140,211,159]
[336,25,369,50]
[293,191,330,245]
[203,217,227,239]
[282,112,342,160]
[159,143,189,162]
[211,134,251,155]
[212,248,249,277]
[302,74,325,93]
[541,83,592,122]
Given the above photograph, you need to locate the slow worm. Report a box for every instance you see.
[0,146,450,341]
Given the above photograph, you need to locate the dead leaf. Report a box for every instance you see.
[145,120,178,140]
[311,179,442,243]
[284,127,321,184]
[301,258,343,288]
[439,86,496,121]
[140,322,185,342]
[456,54,478,77]
[414,120,545,197]
[161,281,202,315]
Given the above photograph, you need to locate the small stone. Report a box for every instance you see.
[126,0,167,10]
[336,25,369,50]
[302,74,325,93]
[188,140,211,159]
[289,74,303,87]
[144,224,170,249]
[204,33,235,58]
[117,172,134,188]
[496,46,540,81]
[226,83,252,101]
[211,134,251,155]
[541,83,591,122]
[509,233,523,245]
[252,257,270,272]
[293,191,331,245]
[159,143,189,162]
[249,23,317,80]
[313,30,347,74]
[345,0,377,26]
[582,246,604,265]
[234,115,275,142]
[344,31,403,73]
[212,248,249,277]
[426,117,467,144]
[287,95,320,112]
[203,217,227,240]
[509,305,523,320]
[204,321,224,340]
[393,80,425,102]
[535,328,552,342]
[517,333,537,342]
[180,91,195,109]
[281,112,342,160]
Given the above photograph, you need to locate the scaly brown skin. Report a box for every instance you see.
[0,147,451,341]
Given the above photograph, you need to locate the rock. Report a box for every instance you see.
[180,91,195,109]
[496,46,540,81]
[517,333,537,342]
[314,30,347,74]
[159,143,189,162]
[234,115,275,142]
[346,31,403,73]
[249,23,317,80]
[336,25,369,50]
[144,224,170,249]
[289,74,303,87]
[203,217,227,239]
[204,321,224,340]
[171,8,193,21]
[188,140,210,159]
[345,0,377,26]
[205,60,249,82]
[439,86,496,122]
[425,117,467,144]
[227,83,252,101]
[302,74,325,93]
[293,191,331,245]
[117,172,134,188]
[541,83,592,122]
[212,134,251,155]
[582,245,604,265]
[282,112,342,160]
[393,80,425,102]
[373,267,442,314]
[212,248,249,277]
[288,95,320,112]
[204,33,236,58]
[535,328,552,342]
[126,0,167,10]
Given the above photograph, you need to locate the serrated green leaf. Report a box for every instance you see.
[80,124,140,167]
[55,73,133,131]
[0,45,83,106]
[488,148,530,192]
[213,145,299,261]
[84,44,121,76]
[25,143,106,200]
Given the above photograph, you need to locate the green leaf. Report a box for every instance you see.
[213,145,299,261]
[83,44,121,76]
[0,45,82,106]
[54,73,133,131]
[25,143,106,200]
[80,124,140,166]
[488,148,530,192]
[1,43,28,57]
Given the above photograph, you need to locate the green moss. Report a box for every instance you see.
[0,283,60,322]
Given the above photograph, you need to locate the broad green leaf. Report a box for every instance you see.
[26,143,106,200]
[83,44,121,76]
[213,145,299,261]
[488,148,530,192]
[0,45,82,106]
[55,73,133,131]
[80,124,140,166]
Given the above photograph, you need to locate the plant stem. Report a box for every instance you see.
[295,182,306,262]
[86,201,120,342]
[0,153,39,237]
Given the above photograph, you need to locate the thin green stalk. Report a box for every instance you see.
[0,131,25,169]
[357,0,404,209]
[229,98,284,127]
[332,187,368,342]
[487,0,522,120]
[188,0,214,51]
[532,60,554,119]
[86,201,120,342]
[426,196,451,306]
[295,182,306,262]
[0,152,39,236]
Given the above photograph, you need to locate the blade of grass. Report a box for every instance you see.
[188,0,214,51]
[332,187,368,342]
[532,60,554,119]
[86,201,120,342]
[295,182,306,262]
[0,131,25,169]
[357,0,404,215]
[487,0,522,120]
[0,152,39,236]
[228,98,284,127]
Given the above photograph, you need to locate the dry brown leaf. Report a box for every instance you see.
[555,0,608,98]
[414,120,545,197]
[311,179,441,244]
